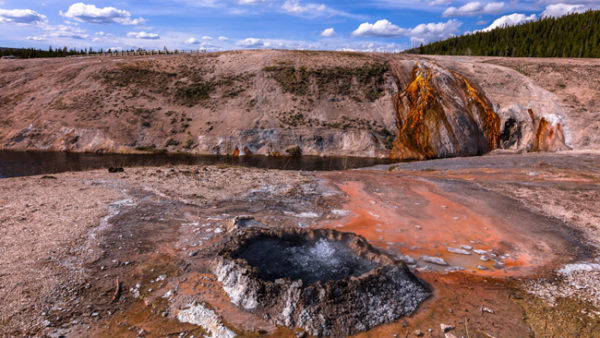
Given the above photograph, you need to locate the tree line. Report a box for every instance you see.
[0,46,207,59]
[407,10,600,58]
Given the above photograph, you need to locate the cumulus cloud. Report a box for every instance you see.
[127,31,160,40]
[0,8,47,25]
[352,19,408,37]
[481,13,536,32]
[218,36,229,41]
[409,20,463,45]
[541,3,587,17]
[185,37,200,44]
[60,3,145,25]
[352,18,461,45]
[236,37,266,48]
[443,1,504,17]
[320,27,335,37]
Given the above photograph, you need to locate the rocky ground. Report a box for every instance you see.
[1,151,599,337]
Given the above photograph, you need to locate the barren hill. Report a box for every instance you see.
[0,50,598,158]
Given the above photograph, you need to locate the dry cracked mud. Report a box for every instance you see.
[1,151,599,337]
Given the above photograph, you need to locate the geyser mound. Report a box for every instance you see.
[212,227,431,336]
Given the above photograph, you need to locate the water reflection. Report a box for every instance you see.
[0,151,396,178]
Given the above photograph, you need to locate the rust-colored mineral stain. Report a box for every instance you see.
[318,172,555,277]
[391,66,445,159]
[461,76,500,150]
[391,64,501,160]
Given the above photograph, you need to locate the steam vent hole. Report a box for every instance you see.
[213,228,432,336]
[234,237,378,285]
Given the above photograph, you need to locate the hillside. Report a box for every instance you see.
[408,10,600,58]
[1,50,599,159]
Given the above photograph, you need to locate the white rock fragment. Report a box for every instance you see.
[295,212,319,218]
[481,306,495,314]
[177,303,236,338]
[422,256,449,266]
[447,247,471,255]
[396,254,417,265]
[331,209,349,216]
[441,323,454,332]
[460,245,473,251]
[445,266,464,272]
[559,263,600,275]
[162,289,176,299]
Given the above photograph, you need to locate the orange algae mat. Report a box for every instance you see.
[317,171,560,277]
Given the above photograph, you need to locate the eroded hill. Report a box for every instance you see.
[0,50,598,158]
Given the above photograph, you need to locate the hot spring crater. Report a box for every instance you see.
[212,227,431,336]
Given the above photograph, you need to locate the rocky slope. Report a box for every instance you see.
[0,50,596,158]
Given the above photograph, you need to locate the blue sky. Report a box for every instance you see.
[0,1,598,52]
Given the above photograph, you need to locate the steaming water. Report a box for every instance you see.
[236,237,378,285]
[0,150,396,178]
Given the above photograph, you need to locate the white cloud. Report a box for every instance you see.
[185,37,200,44]
[27,24,89,41]
[236,37,266,48]
[409,20,463,45]
[352,19,408,37]
[50,24,89,39]
[0,8,47,25]
[481,13,536,32]
[127,31,160,40]
[26,35,46,41]
[186,36,220,44]
[428,0,452,5]
[60,3,145,25]
[541,3,587,17]
[238,0,269,4]
[336,41,405,53]
[443,1,504,17]
[281,0,352,17]
[351,18,461,45]
[282,0,327,14]
[320,27,335,37]
[218,36,229,41]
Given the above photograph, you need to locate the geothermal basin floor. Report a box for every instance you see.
[0,152,599,337]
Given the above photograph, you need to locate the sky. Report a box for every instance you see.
[0,1,598,52]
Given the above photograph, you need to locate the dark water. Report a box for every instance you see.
[0,151,396,178]
[236,237,377,285]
